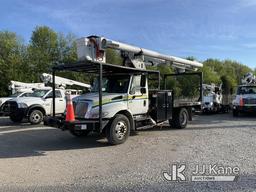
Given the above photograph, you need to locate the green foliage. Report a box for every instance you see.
[106,48,123,65]
[202,59,252,93]
[28,26,59,81]
[0,31,26,96]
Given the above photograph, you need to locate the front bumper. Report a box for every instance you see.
[44,116,109,133]
[1,106,27,116]
[233,105,256,112]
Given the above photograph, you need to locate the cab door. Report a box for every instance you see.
[46,90,66,114]
[128,75,148,115]
[54,90,66,113]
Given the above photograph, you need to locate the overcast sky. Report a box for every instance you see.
[1,0,256,68]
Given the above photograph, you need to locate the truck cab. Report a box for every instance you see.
[2,88,66,124]
[73,74,148,120]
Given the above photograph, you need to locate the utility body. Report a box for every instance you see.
[44,35,203,144]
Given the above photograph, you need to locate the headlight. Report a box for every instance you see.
[210,102,213,106]
[17,103,28,108]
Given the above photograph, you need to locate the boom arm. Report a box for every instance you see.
[40,73,91,89]
[9,81,45,94]
[76,36,203,70]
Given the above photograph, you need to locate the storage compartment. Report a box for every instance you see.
[149,90,173,123]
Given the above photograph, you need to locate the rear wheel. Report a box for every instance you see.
[29,110,43,124]
[106,114,130,145]
[169,108,188,129]
[10,113,23,123]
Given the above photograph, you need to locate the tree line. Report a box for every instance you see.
[0,26,255,96]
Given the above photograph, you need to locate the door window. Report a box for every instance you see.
[130,75,142,95]
[47,90,62,98]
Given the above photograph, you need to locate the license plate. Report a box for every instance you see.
[80,124,87,130]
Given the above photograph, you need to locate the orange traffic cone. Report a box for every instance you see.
[65,94,75,122]
[239,97,244,107]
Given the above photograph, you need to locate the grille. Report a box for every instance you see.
[2,101,18,113]
[74,102,89,118]
[243,98,256,105]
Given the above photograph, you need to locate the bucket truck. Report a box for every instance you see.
[202,84,230,113]
[233,72,256,116]
[1,74,90,124]
[44,35,203,145]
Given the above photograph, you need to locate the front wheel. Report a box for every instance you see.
[169,108,188,129]
[106,114,130,145]
[29,110,44,124]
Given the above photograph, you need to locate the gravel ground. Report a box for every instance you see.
[0,113,256,191]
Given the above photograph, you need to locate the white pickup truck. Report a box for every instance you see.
[1,88,66,124]
[0,91,33,115]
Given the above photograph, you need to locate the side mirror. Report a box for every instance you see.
[141,87,146,94]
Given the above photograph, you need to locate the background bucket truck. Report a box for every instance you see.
[233,72,256,116]
[1,74,90,124]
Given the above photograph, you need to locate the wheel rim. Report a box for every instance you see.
[114,121,127,140]
[31,112,41,123]
[180,111,187,125]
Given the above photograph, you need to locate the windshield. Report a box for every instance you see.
[10,92,23,97]
[237,86,256,95]
[30,89,50,97]
[92,75,130,93]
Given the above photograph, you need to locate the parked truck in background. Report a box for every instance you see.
[2,88,66,124]
[233,73,256,117]
[0,91,33,115]
[202,84,231,113]
[1,74,90,124]
[44,35,203,145]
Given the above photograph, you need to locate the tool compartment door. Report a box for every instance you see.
[156,91,172,122]
[149,90,173,123]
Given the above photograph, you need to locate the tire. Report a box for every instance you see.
[10,113,23,123]
[233,109,239,117]
[106,114,130,145]
[29,109,44,124]
[69,129,90,137]
[169,108,188,129]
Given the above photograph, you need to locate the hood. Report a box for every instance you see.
[203,95,214,103]
[11,97,44,105]
[74,92,127,105]
[238,94,256,99]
